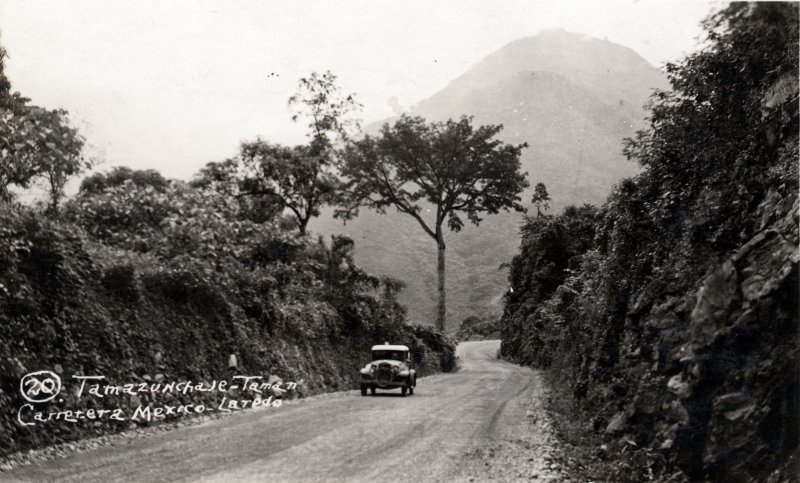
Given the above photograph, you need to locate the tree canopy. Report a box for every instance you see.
[193,71,360,235]
[531,182,550,217]
[339,115,529,236]
[236,140,342,235]
[339,115,529,330]
[0,102,87,210]
[288,70,362,154]
[0,41,87,209]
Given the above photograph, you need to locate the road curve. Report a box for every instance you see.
[6,340,560,482]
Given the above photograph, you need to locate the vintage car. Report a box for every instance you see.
[359,343,416,397]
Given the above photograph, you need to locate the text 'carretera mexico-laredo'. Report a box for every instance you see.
[17,372,297,427]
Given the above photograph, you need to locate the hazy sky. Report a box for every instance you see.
[0,0,722,180]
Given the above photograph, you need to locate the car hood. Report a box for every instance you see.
[371,360,407,369]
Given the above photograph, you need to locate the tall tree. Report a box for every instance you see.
[36,109,88,214]
[236,141,340,235]
[288,70,361,156]
[0,43,11,108]
[0,41,28,112]
[0,104,86,207]
[196,71,361,235]
[338,115,529,331]
[0,38,86,208]
[531,182,550,217]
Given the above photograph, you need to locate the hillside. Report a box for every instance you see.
[420,29,665,124]
[0,175,456,457]
[311,30,668,330]
[500,4,799,480]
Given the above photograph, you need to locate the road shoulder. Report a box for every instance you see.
[455,370,571,482]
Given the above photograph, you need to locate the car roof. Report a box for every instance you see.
[371,344,409,351]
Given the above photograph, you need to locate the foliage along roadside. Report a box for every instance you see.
[0,173,456,457]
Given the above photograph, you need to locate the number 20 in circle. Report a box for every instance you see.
[20,371,62,403]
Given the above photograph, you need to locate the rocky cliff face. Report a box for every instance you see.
[675,194,797,479]
[501,134,798,483]
[499,5,798,480]
[604,192,798,481]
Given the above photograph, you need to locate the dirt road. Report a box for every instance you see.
[6,340,566,482]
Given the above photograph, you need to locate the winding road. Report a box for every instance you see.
[6,341,566,482]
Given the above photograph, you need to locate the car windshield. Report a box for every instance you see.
[372,350,407,361]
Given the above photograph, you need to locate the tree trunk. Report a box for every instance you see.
[297,216,309,236]
[47,173,62,217]
[436,234,446,333]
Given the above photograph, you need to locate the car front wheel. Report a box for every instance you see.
[401,386,407,397]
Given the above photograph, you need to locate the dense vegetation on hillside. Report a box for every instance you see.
[0,52,455,457]
[0,168,456,456]
[501,4,798,481]
[455,315,500,341]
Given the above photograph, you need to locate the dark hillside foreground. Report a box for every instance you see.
[0,180,456,457]
[500,3,799,481]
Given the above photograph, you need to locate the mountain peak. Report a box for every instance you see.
[404,30,669,129]
[523,28,602,41]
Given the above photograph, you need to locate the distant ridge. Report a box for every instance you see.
[412,29,665,125]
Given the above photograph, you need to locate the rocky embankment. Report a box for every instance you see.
[499,4,798,481]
